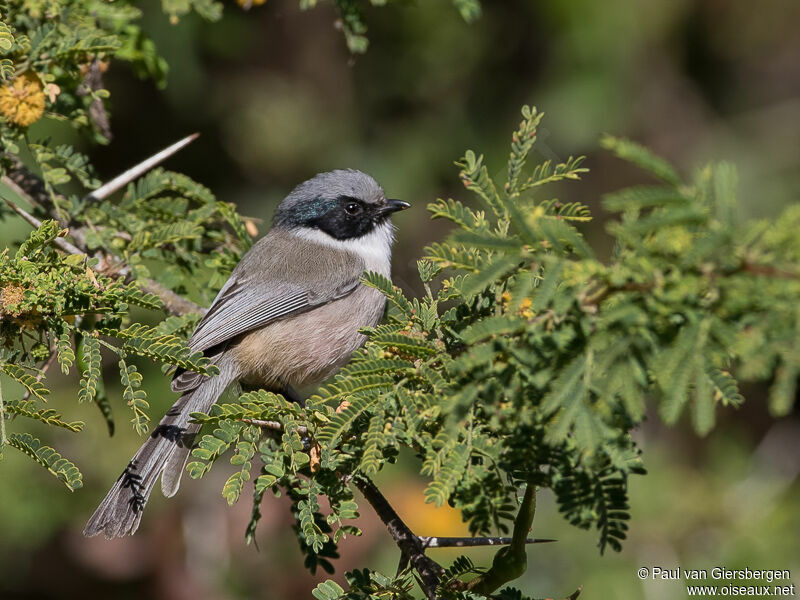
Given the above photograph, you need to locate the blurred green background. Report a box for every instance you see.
[1,0,799,598]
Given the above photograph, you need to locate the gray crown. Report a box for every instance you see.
[274,169,384,227]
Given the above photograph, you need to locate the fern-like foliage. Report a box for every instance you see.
[5,433,83,491]
[4,94,800,599]
[188,105,800,598]
[0,208,233,484]
[0,2,245,479]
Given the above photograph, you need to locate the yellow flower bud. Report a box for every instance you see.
[0,72,46,127]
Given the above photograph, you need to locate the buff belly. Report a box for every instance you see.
[232,285,386,389]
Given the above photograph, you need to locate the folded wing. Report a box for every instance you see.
[172,230,364,393]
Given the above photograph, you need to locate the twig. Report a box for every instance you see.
[3,197,204,316]
[3,199,83,255]
[138,279,204,316]
[84,133,199,202]
[245,419,550,557]
[581,259,800,310]
[76,59,111,141]
[2,157,52,213]
[241,418,308,436]
[353,475,444,600]
[419,536,554,548]
[468,482,537,594]
[739,260,799,280]
[2,174,45,212]
[4,134,206,316]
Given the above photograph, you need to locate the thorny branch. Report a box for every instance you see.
[76,59,111,141]
[4,156,52,213]
[580,260,800,310]
[244,417,554,598]
[419,536,554,549]
[1,137,206,316]
[353,475,444,600]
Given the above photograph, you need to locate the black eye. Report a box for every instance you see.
[344,201,362,216]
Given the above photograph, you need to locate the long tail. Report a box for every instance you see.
[84,358,237,538]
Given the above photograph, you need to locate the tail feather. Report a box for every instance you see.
[160,424,200,498]
[84,358,237,538]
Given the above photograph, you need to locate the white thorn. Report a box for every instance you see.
[86,133,200,202]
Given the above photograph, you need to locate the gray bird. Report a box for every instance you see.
[84,169,409,538]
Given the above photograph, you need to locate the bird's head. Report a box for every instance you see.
[274,169,410,240]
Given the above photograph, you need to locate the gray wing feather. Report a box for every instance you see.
[188,288,310,352]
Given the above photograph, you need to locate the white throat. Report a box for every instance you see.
[291,221,394,277]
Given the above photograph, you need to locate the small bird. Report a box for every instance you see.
[84,169,409,538]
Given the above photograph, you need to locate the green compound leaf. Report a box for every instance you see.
[424,442,470,507]
[77,335,102,404]
[0,363,50,402]
[3,401,83,432]
[601,135,682,186]
[317,395,381,445]
[111,323,219,375]
[56,331,75,375]
[6,433,83,491]
[120,359,149,435]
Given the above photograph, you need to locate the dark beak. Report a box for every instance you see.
[379,199,411,216]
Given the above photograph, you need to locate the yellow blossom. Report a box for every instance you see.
[237,0,267,7]
[0,72,46,127]
[0,283,25,315]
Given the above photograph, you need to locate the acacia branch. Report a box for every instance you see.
[467,482,537,595]
[3,197,203,316]
[2,137,206,317]
[3,199,83,255]
[241,418,305,435]
[242,415,555,598]
[353,475,444,600]
[738,260,799,280]
[76,59,111,141]
[581,259,800,310]
[241,419,556,562]
[3,157,54,215]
